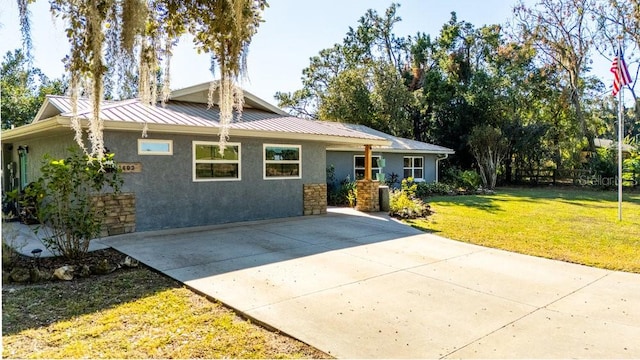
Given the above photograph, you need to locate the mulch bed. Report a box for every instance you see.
[2,248,133,284]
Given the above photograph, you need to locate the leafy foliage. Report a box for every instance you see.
[453,169,482,191]
[586,147,617,187]
[623,150,640,187]
[583,146,640,189]
[25,148,123,259]
[414,182,455,198]
[326,166,358,207]
[514,0,597,149]
[19,0,267,159]
[1,49,67,129]
[389,177,431,219]
[278,2,640,181]
[276,3,413,138]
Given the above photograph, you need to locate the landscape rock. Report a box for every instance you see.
[78,264,92,278]
[53,265,75,281]
[29,268,52,282]
[9,267,31,283]
[92,259,116,275]
[121,256,139,268]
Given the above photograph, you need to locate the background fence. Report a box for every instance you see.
[514,168,639,188]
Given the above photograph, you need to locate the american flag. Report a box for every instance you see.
[610,50,632,96]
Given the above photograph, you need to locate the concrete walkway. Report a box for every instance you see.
[97,208,639,359]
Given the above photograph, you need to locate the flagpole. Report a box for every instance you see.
[618,81,623,221]
[611,38,631,221]
[617,39,624,221]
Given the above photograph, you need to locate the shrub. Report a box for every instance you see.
[459,170,482,191]
[585,148,617,189]
[389,177,431,219]
[440,167,481,192]
[415,181,455,197]
[623,151,640,187]
[381,172,400,188]
[25,148,122,259]
[326,166,357,207]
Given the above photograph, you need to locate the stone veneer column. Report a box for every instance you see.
[92,193,136,236]
[356,179,380,212]
[303,184,327,215]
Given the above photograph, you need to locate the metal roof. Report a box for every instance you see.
[34,96,387,142]
[325,123,455,153]
[231,117,386,141]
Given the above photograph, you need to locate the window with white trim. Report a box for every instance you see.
[354,155,381,180]
[193,142,241,181]
[264,144,301,179]
[403,156,424,180]
[138,139,173,155]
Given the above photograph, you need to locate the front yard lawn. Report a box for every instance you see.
[2,267,329,359]
[409,187,640,273]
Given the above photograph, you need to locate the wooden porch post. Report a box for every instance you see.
[364,145,372,180]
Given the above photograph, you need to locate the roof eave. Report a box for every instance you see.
[1,116,69,141]
[327,146,455,154]
[3,116,391,147]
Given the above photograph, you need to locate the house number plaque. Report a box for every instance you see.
[119,162,142,173]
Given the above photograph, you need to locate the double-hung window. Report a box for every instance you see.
[193,141,241,181]
[264,144,301,179]
[354,155,381,180]
[403,156,424,180]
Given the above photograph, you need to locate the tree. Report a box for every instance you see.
[317,67,376,126]
[416,15,511,168]
[276,3,412,135]
[1,49,67,129]
[18,0,267,159]
[514,0,597,150]
[593,0,639,129]
[468,125,509,189]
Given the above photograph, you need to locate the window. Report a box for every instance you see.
[404,156,424,180]
[264,144,301,179]
[354,155,381,180]
[138,139,173,155]
[193,142,241,181]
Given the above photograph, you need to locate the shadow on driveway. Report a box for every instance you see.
[99,207,640,359]
[100,208,422,282]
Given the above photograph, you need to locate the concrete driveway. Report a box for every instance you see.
[99,208,640,359]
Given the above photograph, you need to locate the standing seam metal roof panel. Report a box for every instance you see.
[49,96,388,141]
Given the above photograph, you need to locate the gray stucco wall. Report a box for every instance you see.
[327,150,440,187]
[5,133,76,190]
[4,130,327,232]
[105,131,326,231]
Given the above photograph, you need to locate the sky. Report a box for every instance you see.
[0,0,615,105]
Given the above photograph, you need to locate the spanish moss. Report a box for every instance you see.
[17,0,267,159]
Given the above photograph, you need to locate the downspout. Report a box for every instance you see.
[435,153,449,183]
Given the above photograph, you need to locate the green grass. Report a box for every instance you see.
[409,187,640,273]
[2,268,329,359]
